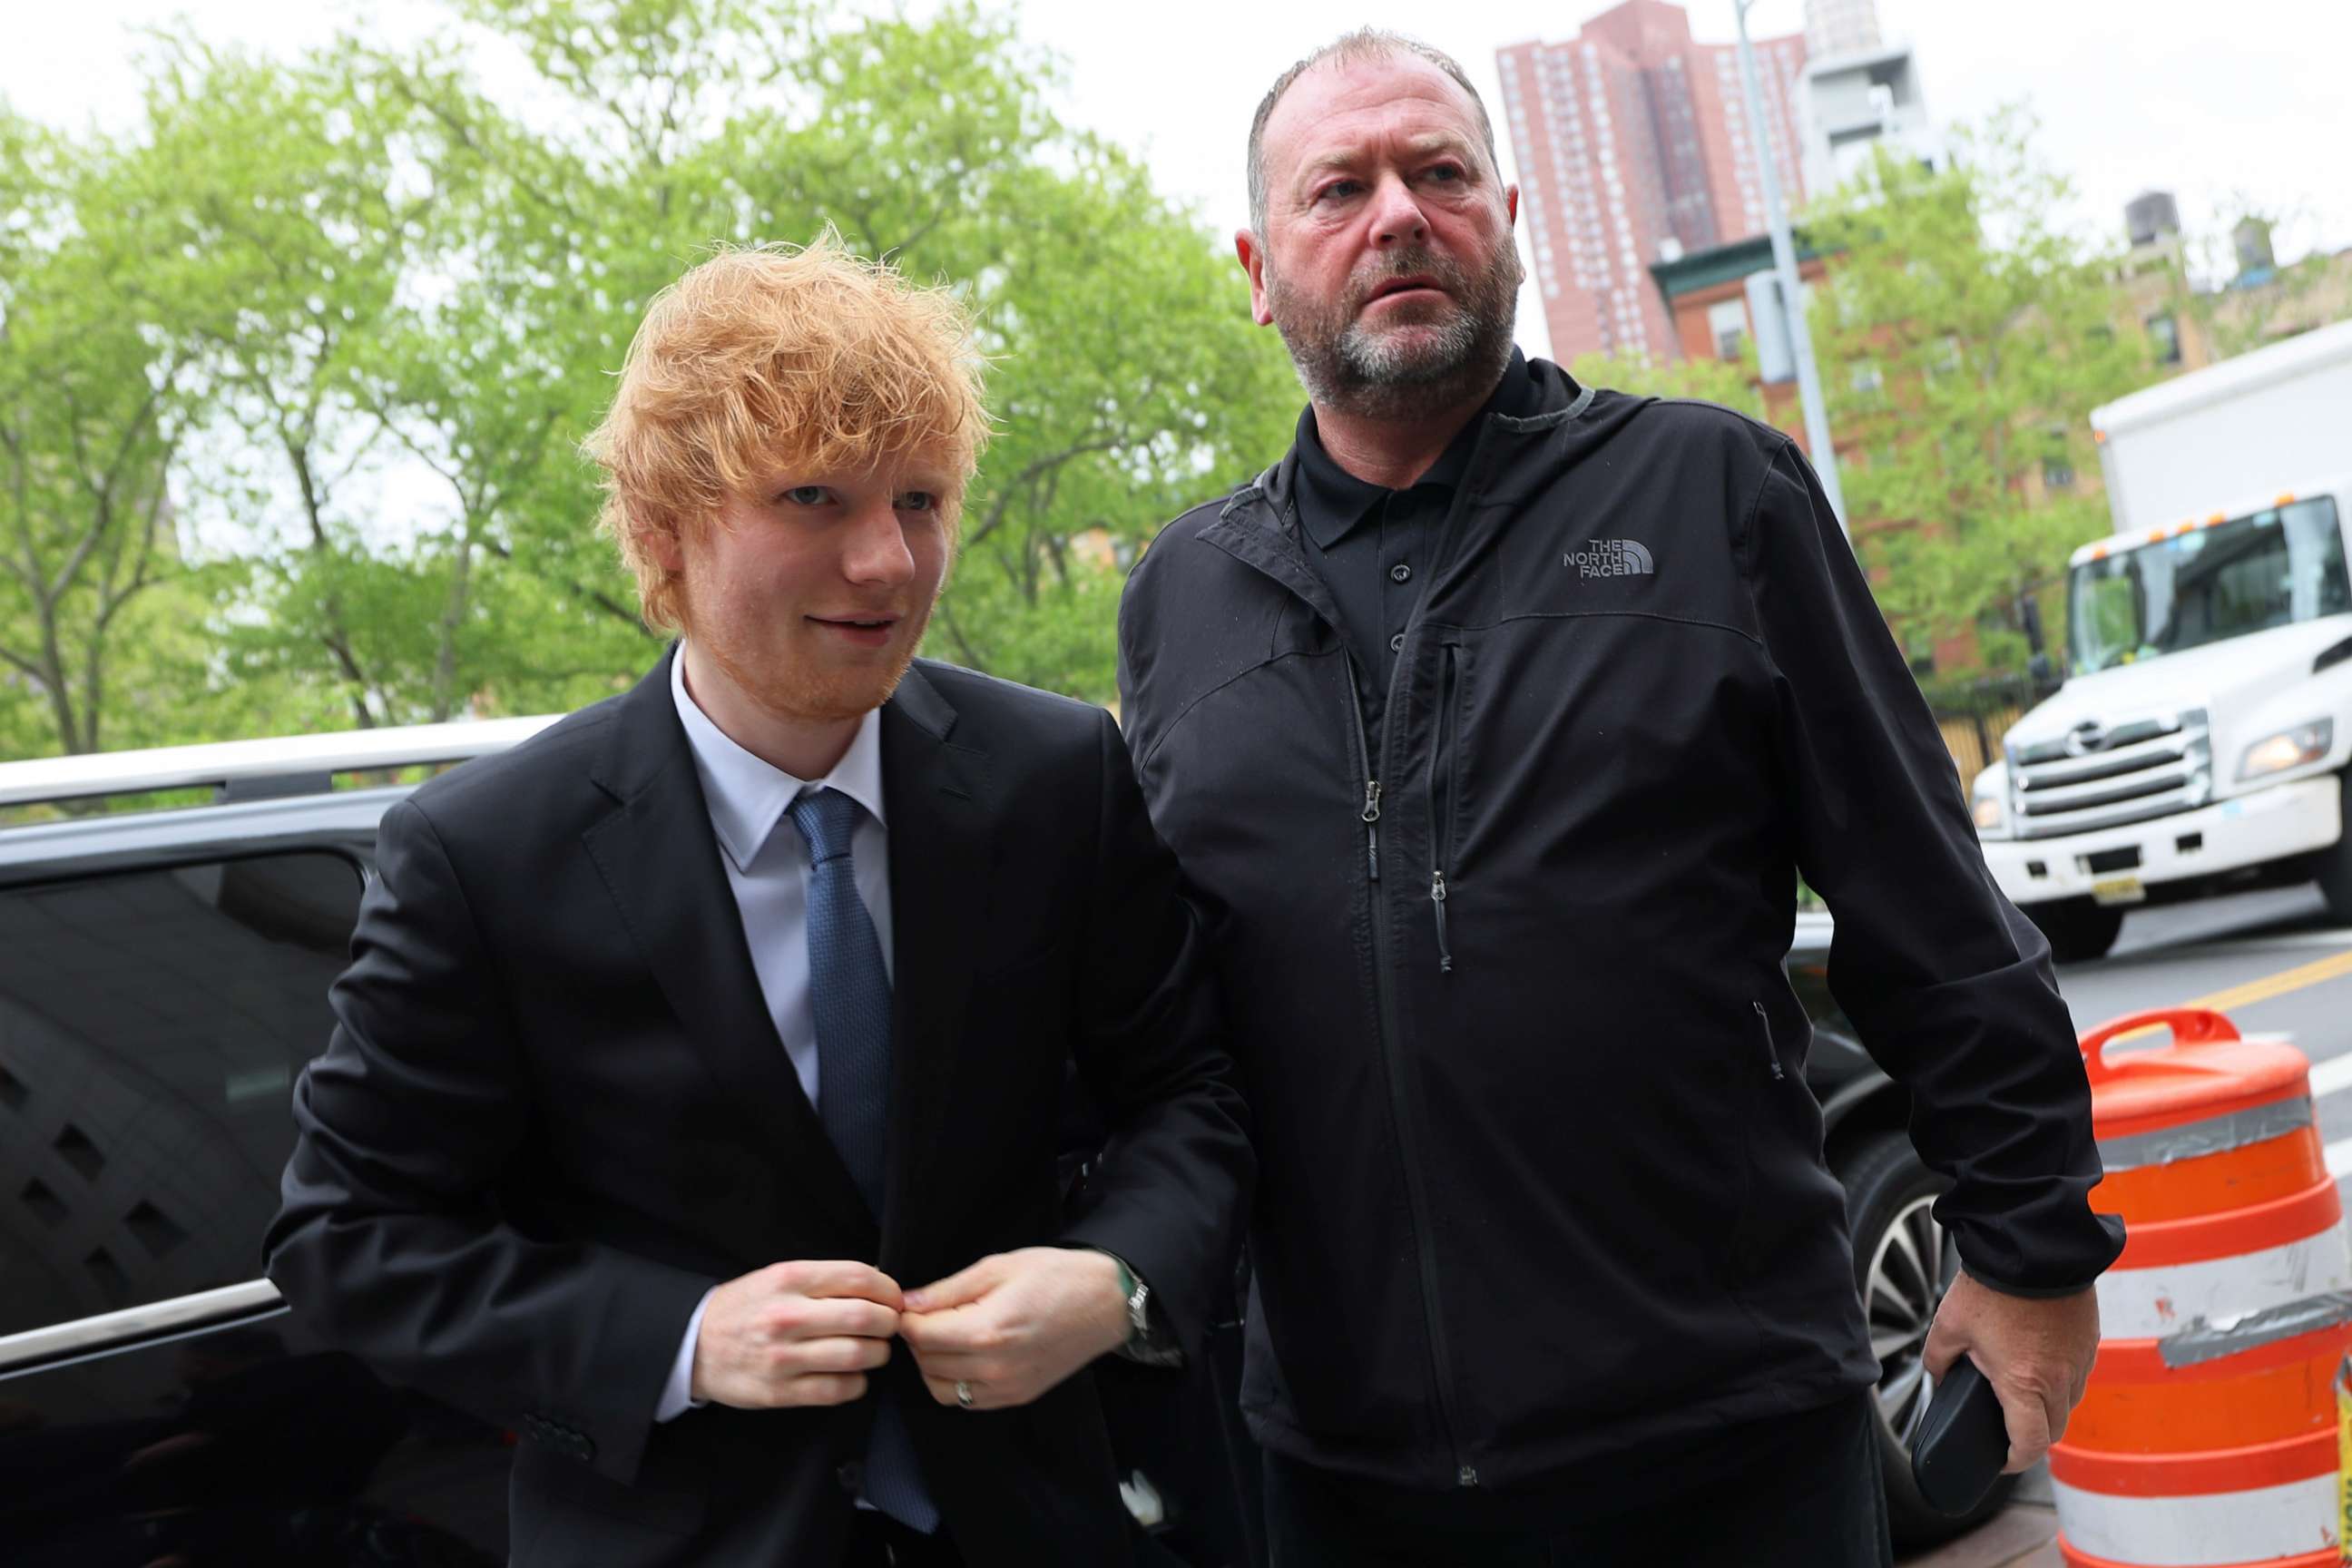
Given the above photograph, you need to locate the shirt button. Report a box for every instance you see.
[1389,632,1406,653]
[837,1460,866,1494]
[1390,564,1412,583]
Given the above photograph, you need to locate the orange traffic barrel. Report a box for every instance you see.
[2052,1007,2348,1568]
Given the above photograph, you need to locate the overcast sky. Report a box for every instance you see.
[5,0,2343,363]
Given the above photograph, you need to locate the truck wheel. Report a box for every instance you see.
[1837,1132,2021,1549]
[2024,897,2123,963]
[2315,774,2352,924]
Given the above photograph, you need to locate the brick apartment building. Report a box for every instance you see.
[1495,0,1809,367]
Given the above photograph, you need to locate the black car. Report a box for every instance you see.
[0,725,1993,1565]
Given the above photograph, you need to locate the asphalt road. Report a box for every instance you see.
[1900,882,2352,1568]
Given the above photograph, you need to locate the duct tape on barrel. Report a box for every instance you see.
[2159,1290,2352,1369]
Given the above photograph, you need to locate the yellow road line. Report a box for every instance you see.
[2178,946,2352,1014]
[2092,943,2352,1046]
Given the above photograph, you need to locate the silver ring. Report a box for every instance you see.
[954,1379,975,1409]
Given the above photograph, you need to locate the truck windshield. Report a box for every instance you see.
[2069,496,2348,674]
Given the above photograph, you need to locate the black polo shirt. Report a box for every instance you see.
[1294,348,1543,733]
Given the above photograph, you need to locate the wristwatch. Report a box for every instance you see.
[1112,1254,1152,1347]
[1095,1250,1183,1367]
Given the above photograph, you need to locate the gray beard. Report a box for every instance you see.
[1267,245,1523,424]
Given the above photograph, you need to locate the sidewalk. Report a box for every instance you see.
[1896,1467,2062,1568]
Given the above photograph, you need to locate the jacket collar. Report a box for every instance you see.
[666,647,887,874]
[1206,356,1593,614]
[1244,353,1591,529]
[1291,348,1546,550]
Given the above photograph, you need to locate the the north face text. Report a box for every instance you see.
[1563,540,1655,578]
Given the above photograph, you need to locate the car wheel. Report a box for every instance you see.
[1838,1131,2019,1549]
[2314,775,2352,923]
[2024,897,2122,963]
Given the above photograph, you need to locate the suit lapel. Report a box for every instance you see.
[582,650,875,1251]
[877,665,993,1269]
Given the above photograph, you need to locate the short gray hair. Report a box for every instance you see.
[1245,30,1501,236]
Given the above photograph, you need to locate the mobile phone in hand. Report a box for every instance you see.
[1908,1357,2009,1516]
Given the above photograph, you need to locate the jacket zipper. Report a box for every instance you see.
[1346,646,1475,1487]
[1426,646,1461,975]
[1344,663,1382,882]
[1753,1000,1787,1080]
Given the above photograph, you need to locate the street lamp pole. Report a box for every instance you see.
[1734,0,1847,533]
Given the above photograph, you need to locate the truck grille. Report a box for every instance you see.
[2007,709,2211,839]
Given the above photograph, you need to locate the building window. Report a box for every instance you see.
[2147,311,2181,366]
[1706,298,1749,360]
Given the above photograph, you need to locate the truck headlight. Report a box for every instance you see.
[1971,789,2008,837]
[2239,720,2335,781]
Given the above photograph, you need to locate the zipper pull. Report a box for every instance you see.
[1753,1000,1786,1080]
[1363,780,1383,881]
[1361,780,1383,823]
[1431,869,1453,974]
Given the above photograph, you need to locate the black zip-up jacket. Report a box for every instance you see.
[1115,360,2123,1493]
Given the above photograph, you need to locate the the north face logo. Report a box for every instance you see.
[1563,539,1655,578]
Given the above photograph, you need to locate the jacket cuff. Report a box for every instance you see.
[1053,1218,1212,1367]
[654,1287,719,1421]
[573,1262,723,1485]
[1076,1247,1185,1368]
[1949,1207,2125,1302]
[1958,1265,2102,1300]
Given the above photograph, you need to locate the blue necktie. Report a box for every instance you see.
[788,787,937,1534]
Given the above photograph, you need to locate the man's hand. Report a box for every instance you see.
[1922,1271,2099,1474]
[689,1260,902,1409]
[897,1248,1128,1411]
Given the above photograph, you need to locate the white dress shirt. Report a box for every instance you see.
[655,648,892,1422]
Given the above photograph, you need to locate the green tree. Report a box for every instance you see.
[933,147,1297,700]
[1802,109,2150,671]
[0,112,190,755]
[2,0,1305,744]
[1566,345,1769,423]
[118,42,436,728]
[367,0,1295,706]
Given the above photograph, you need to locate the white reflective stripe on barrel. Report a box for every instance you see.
[2053,1474,2340,1565]
[2093,1223,2352,1339]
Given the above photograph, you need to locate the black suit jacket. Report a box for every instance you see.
[264,654,1252,1567]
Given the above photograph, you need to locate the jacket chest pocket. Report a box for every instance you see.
[1469,619,1774,823]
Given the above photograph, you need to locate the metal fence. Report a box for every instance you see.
[1924,671,2063,783]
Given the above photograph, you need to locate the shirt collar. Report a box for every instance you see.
[1292,347,1540,550]
[670,646,887,873]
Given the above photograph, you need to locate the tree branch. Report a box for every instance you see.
[963,434,1124,551]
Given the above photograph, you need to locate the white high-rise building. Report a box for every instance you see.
[1804,0,1883,63]
[1797,0,1942,199]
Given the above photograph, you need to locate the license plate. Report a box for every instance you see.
[2092,875,2146,906]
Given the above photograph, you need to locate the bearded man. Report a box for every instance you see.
[266,239,1250,1568]
[1114,31,2120,1566]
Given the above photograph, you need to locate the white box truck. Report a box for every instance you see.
[1972,318,2352,960]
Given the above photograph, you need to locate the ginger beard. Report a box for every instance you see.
[668,487,950,728]
[1264,239,1523,423]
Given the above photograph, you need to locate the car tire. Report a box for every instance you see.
[2024,897,2123,963]
[2314,775,2352,924]
[1837,1131,2019,1550]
